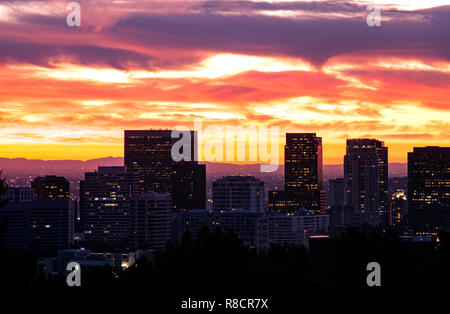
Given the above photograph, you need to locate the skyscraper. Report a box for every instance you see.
[344,139,388,226]
[124,130,205,210]
[0,188,73,251]
[172,163,206,210]
[212,176,265,212]
[329,178,344,207]
[32,175,70,200]
[390,189,407,229]
[130,193,172,251]
[124,130,177,194]
[408,147,450,235]
[80,166,140,247]
[284,133,324,214]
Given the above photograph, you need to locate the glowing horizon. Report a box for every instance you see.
[0,1,449,164]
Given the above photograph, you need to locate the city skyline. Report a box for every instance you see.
[0,1,449,164]
[0,0,449,306]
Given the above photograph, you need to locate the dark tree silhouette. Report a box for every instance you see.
[0,171,8,244]
[0,170,7,208]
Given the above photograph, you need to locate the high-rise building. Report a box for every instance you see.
[390,189,407,228]
[27,200,74,251]
[80,166,140,247]
[32,175,70,200]
[408,147,450,235]
[0,188,36,248]
[130,193,172,251]
[284,133,324,214]
[344,139,388,226]
[172,163,206,210]
[0,188,74,251]
[125,130,177,194]
[212,176,265,212]
[329,178,344,207]
[124,130,205,210]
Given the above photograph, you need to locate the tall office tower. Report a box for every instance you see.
[0,188,73,251]
[27,200,74,251]
[80,166,140,248]
[344,139,388,226]
[0,188,37,248]
[329,178,344,207]
[124,130,195,193]
[390,189,407,228]
[125,130,175,194]
[284,133,324,214]
[212,176,265,212]
[408,147,450,235]
[124,130,205,210]
[328,178,355,227]
[172,163,206,210]
[32,175,70,200]
[130,193,172,251]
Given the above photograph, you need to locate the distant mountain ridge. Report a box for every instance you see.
[0,157,407,178]
[0,157,124,171]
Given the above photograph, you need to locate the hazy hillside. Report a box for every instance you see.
[0,157,407,179]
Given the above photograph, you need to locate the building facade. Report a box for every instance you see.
[284,133,324,214]
[31,175,70,200]
[173,210,268,251]
[172,163,206,210]
[268,213,329,247]
[80,166,140,247]
[130,193,172,251]
[390,189,408,229]
[212,176,265,212]
[344,139,388,226]
[124,130,205,210]
[329,178,344,207]
[0,189,73,251]
[408,147,450,235]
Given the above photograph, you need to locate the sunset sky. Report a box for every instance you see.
[0,0,449,164]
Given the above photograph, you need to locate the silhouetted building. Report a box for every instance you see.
[344,139,388,226]
[124,130,205,210]
[173,163,206,210]
[329,204,357,227]
[130,193,172,251]
[32,175,70,200]
[80,166,140,248]
[212,176,265,212]
[268,213,329,247]
[4,187,37,203]
[268,190,300,214]
[173,210,268,251]
[0,196,74,251]
[408,147,450,235]
[390,189,407,230]
[125,130,177,194]
[329,178,344,207]
[284,133,324,214]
